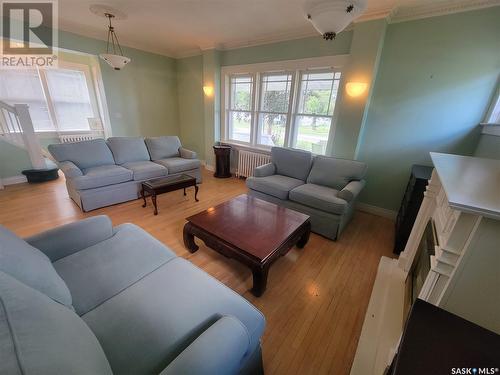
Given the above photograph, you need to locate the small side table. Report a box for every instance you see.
[213,145,232,178]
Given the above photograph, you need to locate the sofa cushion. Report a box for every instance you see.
[82,258,265,375]
[0,225,72,306]
[289,183,347,215]
[155,157,201,174]
[107,137,151,165]
[122,161,168,181]
[307,156,368,190]
[271,147,312,181]
[48,139,115,170]
[246,175,304,200]
[71,164,133,190]
[0,271,112,375]
[145,136,182,160]
[53,223,176,315]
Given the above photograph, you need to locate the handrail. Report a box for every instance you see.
[0,100,16,114]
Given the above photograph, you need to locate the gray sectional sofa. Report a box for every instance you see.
[246,147,367,240]
[48,136,201,212]
[0,216,265,374]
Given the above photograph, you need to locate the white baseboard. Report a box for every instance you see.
[1,175,27,187]
[203,162,215,172]
[356,202,397,221]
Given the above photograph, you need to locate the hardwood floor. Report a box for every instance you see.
[0,168,394,374]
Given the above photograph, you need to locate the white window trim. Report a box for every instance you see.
[221,55,349,154]
[480,83,500,136]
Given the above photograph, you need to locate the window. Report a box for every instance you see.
[484,84,500,125]
[222,57,344,155]
[0,63,103,133]
[293,71,341,154]
[228,75,254,143]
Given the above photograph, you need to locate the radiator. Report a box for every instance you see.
[237,150,271,178]
[59,133,100,143]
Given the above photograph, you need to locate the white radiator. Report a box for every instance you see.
[237,150,271,178]
[59,133,101,143]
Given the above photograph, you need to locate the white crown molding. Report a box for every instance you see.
[390,0,500,23]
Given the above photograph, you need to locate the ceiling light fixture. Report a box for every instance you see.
[90,5,131,70]
[99,13,130,70]
[304,0,367,40]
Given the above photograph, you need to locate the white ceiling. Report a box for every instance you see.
[56,0,499,58]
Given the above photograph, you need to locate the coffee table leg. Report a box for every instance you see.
[152,193,158,215]
[183,222,199,253]
[297,221,311,249]
[251,266,269,297]
[194,185,199,202]
[141,187,147,208]
[183,188,186,196]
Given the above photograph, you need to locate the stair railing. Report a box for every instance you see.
[0,101,46,170]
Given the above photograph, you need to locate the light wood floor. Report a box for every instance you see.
[0,168,394,374]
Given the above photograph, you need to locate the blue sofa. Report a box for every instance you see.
[48,136,201,212]
[0,216,265,374]
[246,147,367,240]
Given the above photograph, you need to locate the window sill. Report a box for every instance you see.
[480,123,500,137]
[219,140,272,154]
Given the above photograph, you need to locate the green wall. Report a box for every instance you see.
[357,7,500,210]
[0,140,32,178]
[58,30,179,138]
[475,133,500,159]
[220,32,352,66]
[176,55,205,157]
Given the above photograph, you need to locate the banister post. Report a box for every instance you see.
[14,104,46,170]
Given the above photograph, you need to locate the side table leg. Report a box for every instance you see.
[183,188,186,196]
[297,221,311,249]
[141,187,147,207]
[194,185,199,202]
[251,266,269,297]
[183,223,199,253]
[152,193,158,215]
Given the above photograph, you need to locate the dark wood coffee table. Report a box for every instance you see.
[141,174,198,215]
[183,194,311,296]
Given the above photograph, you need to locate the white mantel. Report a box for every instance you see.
[430,152,500,219]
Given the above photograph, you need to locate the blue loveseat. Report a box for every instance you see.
[246,147,367,240]
[0,216,265,375]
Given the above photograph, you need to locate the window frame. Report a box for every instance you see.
[221,55,348,154]
[0,57,110,137]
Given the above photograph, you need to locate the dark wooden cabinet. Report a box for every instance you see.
[394,165,433,254]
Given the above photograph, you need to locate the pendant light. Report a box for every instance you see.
[98,11,131,70]
[304,0,367,40]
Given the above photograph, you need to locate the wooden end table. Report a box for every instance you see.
[141,174,199,215]
[183,194,311,296]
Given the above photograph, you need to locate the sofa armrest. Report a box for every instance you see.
[179,147,197,159]
[160,316,250,375]
[337,180,366,203]
[25,216,114,262]
[254,163,275,177]
[58,161,82,178]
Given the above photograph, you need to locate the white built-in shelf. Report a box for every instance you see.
[430,152,500,220]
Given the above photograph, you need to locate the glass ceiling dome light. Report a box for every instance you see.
[304,0,367,40]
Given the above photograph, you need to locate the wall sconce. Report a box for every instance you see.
[203,86,214,97]
[346,82,368,98]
